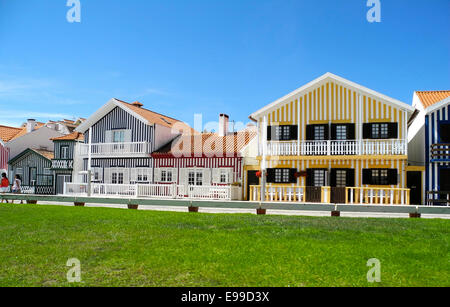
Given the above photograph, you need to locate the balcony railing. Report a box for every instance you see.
[52,159,74,170]
[264,139,407,156]
[430,144,450,162]
[79,142,152,157]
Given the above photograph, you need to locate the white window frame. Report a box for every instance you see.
[61,146,69,159]
[161,169,173,183]
[188,169,203,186]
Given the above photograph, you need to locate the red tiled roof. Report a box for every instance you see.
[51,131,84,141]
[153,128,257,158]
[416,91,450,109]
[0,125,22,142]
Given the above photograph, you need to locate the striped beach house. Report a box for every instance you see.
[67,98,194,197]
[8,148,54,194]
[408,91,450,205]
[249,73,415,205]
[51,132,85,195]
[0,125,22,174]
[151,115,257,200]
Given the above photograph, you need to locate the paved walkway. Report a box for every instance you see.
[14,200,450,219]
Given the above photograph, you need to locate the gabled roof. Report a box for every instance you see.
[152,128,257,158]
[425,96,450,115]
[8,148,54,165]
[76,98,196,134]
[0,125,22,143]
[51,131,84,141]
[416,91,450,109]
[250,72,415,118]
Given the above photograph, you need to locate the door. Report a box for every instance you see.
[29,167,37,186]
[330,169,355,204]
[56,174,72,195]
[439,168,450,202]
[407,171,422,205]
[247,170,260,201]
[306,169,326,202]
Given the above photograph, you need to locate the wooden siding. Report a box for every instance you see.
[0,144,9,171]
[426,102,450,192]
[8,151,52,186]
[84,106,154,148]
[54,141,75,160]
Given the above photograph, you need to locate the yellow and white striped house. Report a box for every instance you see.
[248,73,416,205]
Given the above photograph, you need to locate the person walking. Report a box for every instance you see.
[0,173,9,203]
[11,174,23,204]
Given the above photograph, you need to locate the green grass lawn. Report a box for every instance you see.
[0,204,448,287]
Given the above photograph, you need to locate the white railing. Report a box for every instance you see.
[250,185,306,202]
[187,185,231,200]
[52,159,74,169]
[79,142,151,157]
[346,187,410,205]
[265,140,407,156]
[63,183,232,200]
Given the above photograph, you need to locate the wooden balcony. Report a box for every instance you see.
[51,159,74,170]
[430,144,450,162]
[78,142,152,158]
[263,139,407,156]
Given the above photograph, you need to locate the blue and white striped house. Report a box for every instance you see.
[73,98,194,187]
[408,91,450,205]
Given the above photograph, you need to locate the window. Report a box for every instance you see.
[188,170,203,186]
[161,170,173,183]
[336,125,347,140]
[336,170,346,187]
[314,126,325,140]
[112,171,124,184]
[364,123,395,139]
[113,130,125,143]
[220,170,228,184]
[371,169,388,185]
[274,169,290,183]
[313,170,326,187]
[92,168,102,181]
[16,168,23,176]
[268,125,297,141]
[61,146,69,159]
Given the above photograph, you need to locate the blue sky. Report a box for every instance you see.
[0,0,448,129]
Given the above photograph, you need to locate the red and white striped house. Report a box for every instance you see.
[152,115,258,200]
[0,125,23,174]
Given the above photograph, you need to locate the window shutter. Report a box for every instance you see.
[98,168,103,182]
[124,130,132,143]
[154,168,161,183]
[330,169,337,187]
[105,131,112,143]
[388,169,398,185]
[104,168,111,184]
[346,169,355,187]
[267,169,275,183]
[362,169,372,185]
[171,168,178,183]
[306,125,314,141]
[179,168,186,186]
[130,168,137,182]
[267,126,272,141]
[227,168,234,184]
[289,168,297,184]
[306,169,314,187]
[212,169,220,184]
[123,169,130,184]
[362,124,371,139]
[323,125,330,140]
[290,126,298,141]
[330,124,337,140]
[204,169,211,186]
[347,124,356,140]
[388,123,398,139]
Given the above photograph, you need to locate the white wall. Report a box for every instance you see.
[6,127,64,159]
[154,124,181,151]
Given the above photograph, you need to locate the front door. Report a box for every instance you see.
[407,171,422,205]
[306,169,327,202]
[56,174,72,195]
[29,167,37,186]
[330,169,355,203]
[247,170,260,201]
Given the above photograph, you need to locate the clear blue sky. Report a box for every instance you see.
[0,0,448,128]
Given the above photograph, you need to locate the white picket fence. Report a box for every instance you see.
[64,183,233,200]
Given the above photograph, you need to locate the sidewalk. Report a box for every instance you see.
[30,201,450,219]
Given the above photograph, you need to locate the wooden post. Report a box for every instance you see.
[128,204,139,210]
[74,202,85,207]
[256,208,266,215]
[409,213,421,218]
[188,206,199,213]
[331,211,341,217]
[26,200,37,204]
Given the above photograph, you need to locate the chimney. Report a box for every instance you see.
[218,114,229,137]
[26,119,36,133]
[131,101,144,108]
